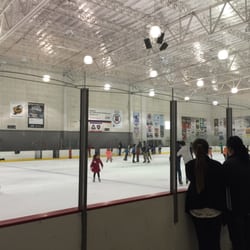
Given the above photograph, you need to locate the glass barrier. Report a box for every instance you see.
[2,76,250,222]
[0,81,80,222]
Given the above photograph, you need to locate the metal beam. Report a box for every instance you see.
[0,0,50,44]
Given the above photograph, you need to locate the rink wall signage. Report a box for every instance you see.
[214,116,250,139]
[10,102,25,118]
[182,116,207,140]
[88,108,122,132]
[133,112,140,138]
[28,102,44,128]
[146,113,164,139]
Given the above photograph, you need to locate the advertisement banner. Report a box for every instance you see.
[28,103,44,128]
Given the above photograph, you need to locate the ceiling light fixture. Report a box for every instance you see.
[157,33,165,44]
[104,83,111,91]
[144,38,152,49]
[212,85,218,91]
[43,74,50,82]
[231,87,238,94]
[149,89,155,97]
[144,29,168,51]
[150,26,161,38]
[196,79,204,87]
[212,100,218,106]
[184,96,190,101]
[83,55,93,64]
[150,70,158,78]
[218,49,229,60]
[159,42,168,51]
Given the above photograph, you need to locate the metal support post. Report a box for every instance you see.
[79,88,89,250]
[170,89,178,223]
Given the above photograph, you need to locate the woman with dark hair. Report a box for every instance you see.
[222,136,250,250]
[185,138,226,250]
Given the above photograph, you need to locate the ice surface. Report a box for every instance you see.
[0,153,225,221]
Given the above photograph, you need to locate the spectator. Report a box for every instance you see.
[223,146,228,160]
[185,138,226,250]
[208,146,213,158]
[222,136,250,250]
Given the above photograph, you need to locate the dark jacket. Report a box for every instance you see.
[222,155,250,215]
[185,156,226,213]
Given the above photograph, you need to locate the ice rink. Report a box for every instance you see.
[0,152,225,221]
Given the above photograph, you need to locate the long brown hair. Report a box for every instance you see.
[192,138,209,194]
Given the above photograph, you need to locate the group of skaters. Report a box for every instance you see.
[108,141,161,163]
[89,141,162,182]
[120,141,162,163]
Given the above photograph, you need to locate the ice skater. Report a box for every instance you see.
[131,144,136,163]
[142,141,150,163]
[177,141,193,184]
[90,154,103,182]
[106,148,112,162]
[123,146,130,161]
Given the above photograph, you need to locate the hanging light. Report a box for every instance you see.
[196,79,204,87]
[149,89,155,97]
[184,96,190,101]
[212,100,218,106]
[104,83,111,91]
[83,55,93,64]
[150,70,158,78]
[212,85,218,91]
[231,87,238,94]
[42,74,50,82]
[149,26,161,38]
[218,49,228,60]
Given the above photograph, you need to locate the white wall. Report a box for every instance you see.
[0,78,66,130]
[3,69,249,145]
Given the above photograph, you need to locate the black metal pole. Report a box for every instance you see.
[226,107,233,139]
[78,88,89,250]
[170,89,178,223]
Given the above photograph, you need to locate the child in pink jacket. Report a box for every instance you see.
[106,148,113,162]
[90,154,103,182]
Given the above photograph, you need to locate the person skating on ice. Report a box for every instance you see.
[106,148,112,162]
[177,141,193,184]
[142,141,150,163]
[131,144,136,163]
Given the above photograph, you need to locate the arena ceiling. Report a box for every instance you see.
[0,0,250,106]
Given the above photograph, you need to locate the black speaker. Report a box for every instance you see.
[157,33,165,44]
[159,42,168,51]
[144,38,152,49]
